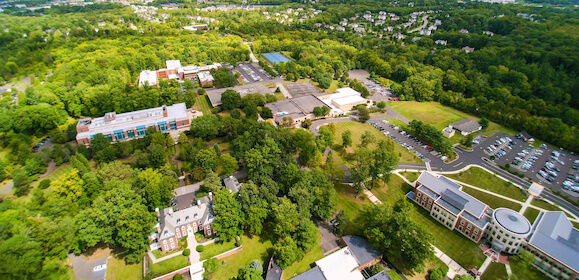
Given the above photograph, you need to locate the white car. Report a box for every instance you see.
[93,264,107,272]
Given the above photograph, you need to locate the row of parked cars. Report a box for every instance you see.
[238,64,264,82]
[487,137,515,158]
[368,120,431,161]
[514,147,543,171]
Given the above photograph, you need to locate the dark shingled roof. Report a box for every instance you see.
[450,119,481,133]
[341,236,382,265]
[290,266,326,280]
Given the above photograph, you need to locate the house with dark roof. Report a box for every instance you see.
[449,119,482,136]
[153,195,215,253]
[519,131,535,143]
[265,255,283,280]
[524,211,578,280]
[223,176,241,193]
[409,172,491,242]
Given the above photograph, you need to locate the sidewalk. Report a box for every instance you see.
[432,246,468,279]
[187,234,201,264]
[148,250,184,264]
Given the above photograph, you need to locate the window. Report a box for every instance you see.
[417,192,422,197]
[137,126,146,137]
[185,216,190,222]
[182,226,186,232]
[459,226,463,231]
[416,198,420,202]
[428,200,432,204]
[104,134,113,142]
[177,233,181,238]
[164,230,169,237]
[472,235,476,240]
[176,227,180,232]
[467,224,472,229]
[502,239,507,243]
[114,130,124,141]
[164,245,168,250]
[127,129,135,139]
[171,243,175,248]
[199,226,203,231]
[466,231,470,235]
[460,220,465,225]
[169,121,177,130]
[177,219,181,225]
[158,121,168,132]
[163,240,167,245]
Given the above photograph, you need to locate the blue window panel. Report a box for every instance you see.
[113,130,125,141]
[136,125,146,130]
[169,121,177,130]
[127,130,135,139]
[137,127,146,137]
[158,121,168,132]
[104,134,113,142]
[90,135,95,140]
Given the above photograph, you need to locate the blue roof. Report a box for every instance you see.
[262,52,291,64]
[529,211,579,273]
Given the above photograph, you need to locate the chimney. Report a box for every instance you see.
[208,192,213,201]
[104,112,116,122]
[162,105,168,117]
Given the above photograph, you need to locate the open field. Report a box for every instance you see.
[331,122,422,164]
[106,256,142,280]
[149,255,189,278]
[388,102,518,136]
[193,94,212,114]
[335,183,371,236]
[481,262,508,280]
[387,271,404,280]
[371,175,413,206]
[461,187,522,211]
[510,258,550,280]
[400,171,420,182]
[325,80,340,94]
[447,167,528,202]
[524,207,541,223]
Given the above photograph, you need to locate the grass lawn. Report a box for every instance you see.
[447,167,528,202]
[371,175,413,206]
[331,122,421,164]
[200,239,236,260]
[106,256,142,280]
[325,80,340,94]
[274,92,285,100]
[388,101,517,135]
[31,163,73,188]
[531,200,562,212]
[284,230,324,278]
[193,94,212,115]
[573,221,579,229]
[461,187,522,211]
[400,171,420,182]
[385,118,408,128]
[510,259,550,280]
[210,234,273,280]
[387,270,404,280]
[524,208,541,224]
[151,249,182,259]
[481,262,508,280]
[149,255,189,277]
[335,183,371,236]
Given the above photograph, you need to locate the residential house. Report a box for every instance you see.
[449,119,482,135]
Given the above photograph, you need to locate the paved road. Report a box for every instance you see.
[308,113,579,217]
[408,15,429,33]
[316,221,341,255]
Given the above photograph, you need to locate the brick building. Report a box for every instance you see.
[153,196,215,253]
[76,103,200,146]
[138,59,221,87]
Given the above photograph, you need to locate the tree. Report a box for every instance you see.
[221,89,242,110]
[12,169,30,196]
[97,161,133,183]
[178,132,189,145]
[461,134,474,148]
[249,260,263,273]
[479,117,489,129]
[239,181,269,235]
[271,197,300,238]
[90,133,111,155]
[71,153,91,177]
[357,106,370,123]
[377,101,386,110]
[203,171,223,193]
[203,258,219,279]
[220,154,238,176]
[190,115,221,140]
[302,119,312,128]
[196,148,218,171]
[212,189,244,241]
[52,169,84,202]
[454,276,474,280]
[261,107,273,119]
[294,219,318,252]
[324,154,345,183]
[243,102,258,120]
[360,131,376,147]
[237,265,263,280]
[135,168,177,210]
[342,130,353,149]
[94,147,117,164]
[212,68,237,88]
[0,235,44,279]
[273,237,303,269]
[231,109,242,119]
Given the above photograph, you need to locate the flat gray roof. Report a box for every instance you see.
[291,266,326,280]
[493,208,531,235]
[450,119,481,133]
[206,82,273,107]
[529,211,579,273]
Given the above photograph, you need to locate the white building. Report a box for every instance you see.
[488,208,532,254]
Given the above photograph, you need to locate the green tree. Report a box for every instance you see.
[135,168,177,210]
[377,101,387,110]
[212,189,244,241]
[190,115,221,140]
[147,143,166,169]
[273,237,303,269]
[342,130,353,149]
[203,171,223,193]
[71,153,91,176]
[357,106,370,123]
[237,265,263,280]
[220,154,238,176]
[221,89,242,110]
[231,109,242,119]
[461,134,474,148]
[52,169,84,202]
[271,197,300,238]
[479,118,489,129]
[0,235,44,279]
[324,154,345,183]
[294,219,318,252]
[239,181,269,235]
[203,258,219,279]
[196,148,218,171]
[360,131,376,147]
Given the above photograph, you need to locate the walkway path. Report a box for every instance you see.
[187,234,201,264]
[275,82,292,99]
[148,250,184,264]
[243,42,259,63]
[478,257,493,275]
[518,195,534,214]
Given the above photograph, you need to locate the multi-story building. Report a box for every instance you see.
[76,103,201,146]
[524,211,578,280]
[153,196,215,253]
[411,172,491,242]
[487,208,532,254]
[138,60,221,87]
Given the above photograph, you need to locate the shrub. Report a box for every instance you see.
[38,179,51,189]
[183,249,191,256]
[172,273,184,280]
[196,245,204,252]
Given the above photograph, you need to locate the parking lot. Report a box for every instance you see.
[477,134,579,197]
[347,69,395,102]
[283,81,321,97]
[367,120,449,166]
[236,63,273,83]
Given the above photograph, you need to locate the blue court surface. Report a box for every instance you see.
[262,52,291,64]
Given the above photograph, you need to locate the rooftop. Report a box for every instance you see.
[529,211,579,273]
[223,176,241,193]
[341,236,382,266]
[291,266,326,280]
[493,208,531,235]
[76,103,189,139]
[316,247,365,280]
[450,119,481,133]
